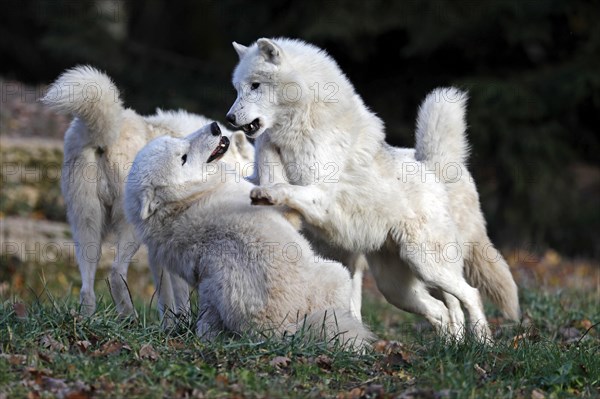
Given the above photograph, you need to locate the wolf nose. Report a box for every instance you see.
[210,122,221,136]
[225,113,236,126]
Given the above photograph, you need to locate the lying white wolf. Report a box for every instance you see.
[226,38,520,341]
[43,66,254,319]
[124,121,375,349]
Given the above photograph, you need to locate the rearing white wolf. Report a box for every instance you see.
[226,38,520,341]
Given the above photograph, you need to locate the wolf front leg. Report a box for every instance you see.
[250,183,332,228]
[196,302,225,341]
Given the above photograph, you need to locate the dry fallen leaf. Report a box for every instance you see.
[25,367,52,385]
[315,354,332,370]
[38,351,55,364]
[91,340,131,357]
[167,339,186,349]
[215,374,229,388]
[139,343,159,361]
[74,340,92,353]
[0,353,27,365]
[27,391,40,399]
[64,380,92,399]
[39,335,66,352]
[373,340,388,353]
[531,388,546,399]
[269,356,291,368]
[579,319,593,331]
[374,340,411,373]
[347,387,364,399]
[512,330,541,349]
[64,391,92,399]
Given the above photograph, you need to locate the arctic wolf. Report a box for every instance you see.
[123,122,374,349]
[43,66,254,319]
[226,38,520,341]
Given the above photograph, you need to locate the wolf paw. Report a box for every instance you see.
[79,291,97,316]
[250,185,286,206]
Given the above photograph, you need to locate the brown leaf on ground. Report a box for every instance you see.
[13,302,27,318]
[215,374,229,388]
[0,353,27,365]
[315,354,332,370]
[167,339,186,349]
[27,391,40,399]
[74,340,92,353]
[579,319,593,331]
[139,343,159,361]
[39,335,66,352]
[25,367,52,385]
[63,381,92,399]
[38,351,55,364]
[269,356,291,368]
[531,388,546,399]
[374,340,411,373]
[374,340,411,361]
[512,330,540,349]
[338,387,363,399]
[65,390,92,399]
[91,340,131,357]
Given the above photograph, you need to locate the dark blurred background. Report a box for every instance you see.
[1,0,599,258]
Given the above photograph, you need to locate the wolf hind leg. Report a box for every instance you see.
[71,206,103,316]
[108,226,140,317]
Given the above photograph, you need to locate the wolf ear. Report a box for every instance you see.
[257,38,281,64]
[140,188,161,220]
[232,42,248,59]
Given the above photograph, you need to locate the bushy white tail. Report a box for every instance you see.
[42,65,123,148]
[415,87,469,169]
[289,309,376,351]
[465,242,521,321]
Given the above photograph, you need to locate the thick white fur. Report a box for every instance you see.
[124,125,375,350]
[227,38,520,342]
[43,66,254,320]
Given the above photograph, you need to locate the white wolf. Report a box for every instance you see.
[43,66,254,319]
[226,38,520,341]
[123,122,374,349]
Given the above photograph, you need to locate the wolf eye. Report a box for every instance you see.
[250,82,260,90]
[181,154,187,165]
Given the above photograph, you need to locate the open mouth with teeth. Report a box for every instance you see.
[241,118,261,136]
[206,136,230,163]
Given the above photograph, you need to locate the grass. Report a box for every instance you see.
[1,285,598,398]
[1,140,598,397]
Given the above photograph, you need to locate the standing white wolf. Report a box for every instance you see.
[226,38,520,341]
[124,122,374,350]
[43,66,254,319]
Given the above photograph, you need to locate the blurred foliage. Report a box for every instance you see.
[1,0,599,256]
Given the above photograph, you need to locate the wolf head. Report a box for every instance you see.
[227,38,345,139]
[125,122,230,227]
